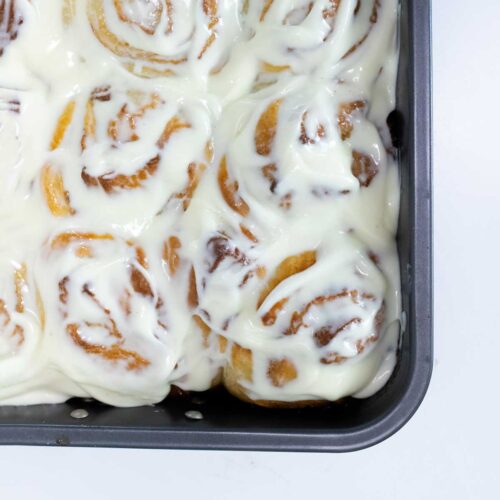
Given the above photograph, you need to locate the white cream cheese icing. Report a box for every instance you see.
[0,0,400,406]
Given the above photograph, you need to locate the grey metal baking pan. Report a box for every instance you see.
[0,0,432,452]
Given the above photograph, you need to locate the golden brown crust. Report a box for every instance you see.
[50,100,76,151]
[351,150,379,187]
[230,343,253,381]
[218,156,250,216]
[267,358,297,387]
[81,155,160,193]
[223,362,326,408]
[338,101,365,141]
[255,99,281,156]
[41,164,76,217]
[163,236,182,275]
[223,341,327,408]
[258,251,316,308]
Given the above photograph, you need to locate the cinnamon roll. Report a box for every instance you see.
[39,84,213,226]
[67,0,243,80]
[190,225,394,405]
[214,79,387,221]
[36,231,175,406]
[225,0,391,92]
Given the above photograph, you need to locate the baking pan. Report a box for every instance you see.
[0,0,432,452]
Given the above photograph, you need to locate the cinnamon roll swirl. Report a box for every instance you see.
[37,231,174,406]
[215,79,387,220]
[74,0,242,79]
[230,0,391,92]
[39,84,213,226]
[191,228,393,405]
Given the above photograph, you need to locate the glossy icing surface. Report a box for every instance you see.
[0,0,400,406]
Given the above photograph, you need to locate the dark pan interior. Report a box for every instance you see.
[0,0,432,452]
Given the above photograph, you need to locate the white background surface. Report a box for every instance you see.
[1,1,499,498]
